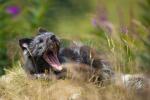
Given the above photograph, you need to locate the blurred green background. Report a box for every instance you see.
[0,0,150,75]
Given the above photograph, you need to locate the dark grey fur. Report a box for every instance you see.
[19,28,114,80]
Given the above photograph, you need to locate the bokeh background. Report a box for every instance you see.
[0,0,150,76]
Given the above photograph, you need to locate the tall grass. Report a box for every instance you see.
[0,62,149,100]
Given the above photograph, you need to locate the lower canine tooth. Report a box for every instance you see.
[57,66,63,71]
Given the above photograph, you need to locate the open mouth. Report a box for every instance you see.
[43,49,62,71]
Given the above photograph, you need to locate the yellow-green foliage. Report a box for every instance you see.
[0,0,150,99]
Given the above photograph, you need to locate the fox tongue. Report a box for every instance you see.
[43,53,62,71]
[49,54,62,70]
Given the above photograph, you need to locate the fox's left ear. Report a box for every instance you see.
[38,27,48,34]
[19,38,32,51]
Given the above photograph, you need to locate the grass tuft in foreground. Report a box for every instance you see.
[0,62,149,100]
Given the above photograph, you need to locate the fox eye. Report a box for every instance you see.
[38,46,42,50]
[39,39,43,43]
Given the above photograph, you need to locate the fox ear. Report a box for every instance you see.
[38,27,48,34]
[19,38,32,50]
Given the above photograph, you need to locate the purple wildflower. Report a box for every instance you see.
[98,7,108,22]
[92,7,114,34]
[92,19,97,27]
[120,26,128,34]
[6,6,20,16]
